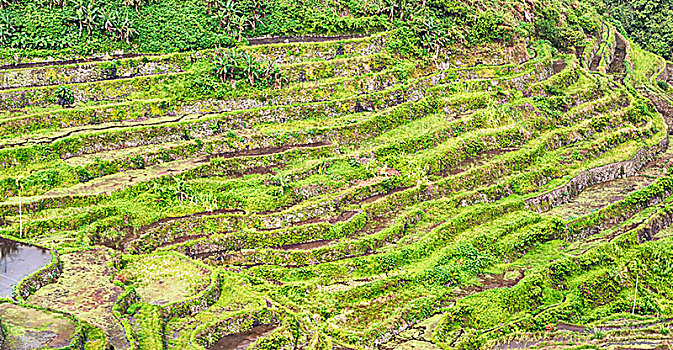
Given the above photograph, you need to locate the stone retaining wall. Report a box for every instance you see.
[160,270,224,319]
[525,136,669,213]
[0,56,187,90]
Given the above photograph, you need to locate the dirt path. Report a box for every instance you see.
[0,111,196,150]
[588,29,605,72]
[453,270,526,298]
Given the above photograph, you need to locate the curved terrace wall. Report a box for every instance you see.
[12,248,62,302]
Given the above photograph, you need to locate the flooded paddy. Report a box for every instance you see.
[0,237,51,297]
[208,324,277,350]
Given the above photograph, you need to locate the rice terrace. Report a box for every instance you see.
[1,0,673,349]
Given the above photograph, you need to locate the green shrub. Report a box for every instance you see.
[657,80,670,92]
[75,166,93,183]
[54,85,74,107]
[101,60,118,79]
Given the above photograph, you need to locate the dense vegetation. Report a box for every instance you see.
[0,0,672,349]
[0,0,602,57]
[593,0,673,60]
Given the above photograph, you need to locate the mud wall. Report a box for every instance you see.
[113,287,140,315]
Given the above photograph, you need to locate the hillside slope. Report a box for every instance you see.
[0,2,672,350]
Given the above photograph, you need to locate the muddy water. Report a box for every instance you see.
[0,238,51,297]
[208,324,277,350]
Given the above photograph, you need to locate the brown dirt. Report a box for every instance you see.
[590,54,601,72]
[328,210,359,224]
[208,323,277,350]
[553,60,568,74]
[226,164,281,178]
[589,30,604,72]
[210,141,330,161]
[454,270,525,297]
[556,322,587,333]
[27,249,129,349]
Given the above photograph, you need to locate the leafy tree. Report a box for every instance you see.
[593,0,673,59]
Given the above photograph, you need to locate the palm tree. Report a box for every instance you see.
[171,176,193,203]
[70,0,102,35]
[420,17,447,56]
[234,14,247,41]
[248,0,263,32]
[213,55,230,81]
[83,1,101,35]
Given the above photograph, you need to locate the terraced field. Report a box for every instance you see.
[1,26,673,350]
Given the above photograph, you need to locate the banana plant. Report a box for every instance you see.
[116,15,137,44]
[212,0,239,31]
